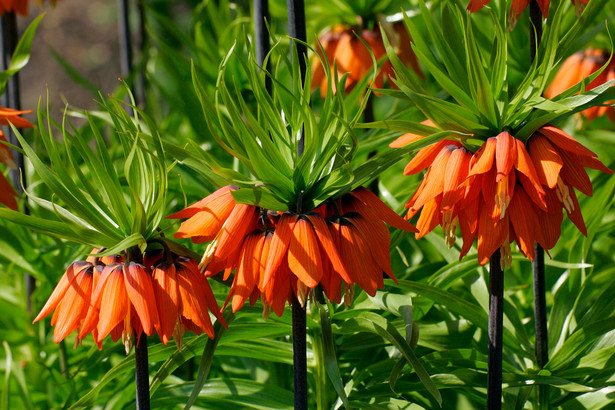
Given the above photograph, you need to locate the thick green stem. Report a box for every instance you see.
[487,250,504,409]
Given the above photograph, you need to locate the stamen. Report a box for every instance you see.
[495,176,511,220]
[261,297,272,321]
[122,314,133,355]
[343,283,355,308]
[555,177,574,213]
[199,230,224,271]
[296,282,308,308]
[173,319,185,350]
[442,211,458,248]
[500,241,512,270]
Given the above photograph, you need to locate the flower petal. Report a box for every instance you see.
[263,213,296,286]
[123,262,159,336]
[529,134,563,188]
[152,264,179,345]
[350,187,417,232]
[288,217,323,288]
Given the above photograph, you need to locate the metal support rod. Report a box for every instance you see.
[292,298,308,410]
[135,334,150,410]
[487,250,504,410]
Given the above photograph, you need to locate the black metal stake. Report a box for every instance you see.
[135,334,150,410]
[487,250,504,409]
[0,12,35,313]
[292,297,308,410]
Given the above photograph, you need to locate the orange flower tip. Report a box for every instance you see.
[467,0,491,13]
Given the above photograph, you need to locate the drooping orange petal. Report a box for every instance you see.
[307,214,352,284]
[262,213,296,286]
[415,196,442,240]
[442,147,471,211]
[167,185,234,219]
[408,147,451,213]
[51,269,93,343]
[535,189,563,249]
[288,217,322,288]
[123,262,159,336]
[231,233,264,312]
[495,132,517,181]
[529,134,564,188]
[0,173,17,210]
[565,187,587,236]
[578,155,614,174]
[538,125,597,158]
[389,120,436,149]
[508,186,536,260]
[79,265,104,342]
[0,108,34,128]
[477,202,508,265]
[545,52,583,99]
[338,220,380,296]
[34,262,92,323]
[557,149,594,196]
[265,260,292,317]
[468,137,497,177]
[402,138,458,176]
[536,0,550,18]
[213,204,259,262]
[467,0,491,12]
[177,266,215,338]
[258,232,274,291]
[177,257,226,327]
[347,214,395,281]
[350,187,417,232]
[514,139,546,209]
[152,264,179,345]
[389,132,424,149]
[96,265,129,342]
[458,198,479,259]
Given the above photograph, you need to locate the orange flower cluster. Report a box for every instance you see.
[0,0,61,17]
[545,48,615,121]
[33,249,225,352]
[467,0,589,28]
[0,107,33,210]
[392,123,612,266]
[311,22,422,98]
[169,186,416,316]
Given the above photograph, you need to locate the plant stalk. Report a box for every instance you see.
[135,333,150,410]
[530,2,548,408]
[254,0,272,93]
[529,0,543,65]
[287,0,306,157]
[292,298,308,410]
[488,249,504,410]
[118,0,138,111]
